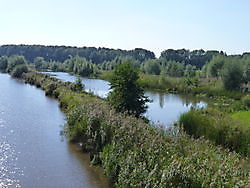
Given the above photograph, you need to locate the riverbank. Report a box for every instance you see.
[20,71,249,187]
[98,71,244,97]
[41,71,250,156]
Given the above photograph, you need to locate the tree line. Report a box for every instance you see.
[0,45,226,68]
[0,45,155,64]
[0,45,250,92]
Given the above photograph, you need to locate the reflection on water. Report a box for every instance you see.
[45,72,207,127]
[0,73,110,188]
[144,92,206,126]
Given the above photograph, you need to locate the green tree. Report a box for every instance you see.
[6,55,27,73]
[243,62,250,83]
[34,57,46,70]
[108,62,149,117]
[0,56,8,72]
[221,61,243,90]
[184,64,196,77]
[142,59,161,75]
[207,55,226,77]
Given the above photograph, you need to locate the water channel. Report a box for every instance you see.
[0,73,110,188]
[45,72,206,127]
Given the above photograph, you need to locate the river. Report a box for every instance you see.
[0,73,110,188]
[45,72,206,127]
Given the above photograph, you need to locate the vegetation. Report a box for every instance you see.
[20,71,249,187]
[6,55,28,73]
[179,108,250,156]
[1,45,250,186]
[231,111,250,127]
[11,64,29,78]
[108,62,149,117]
[0,44,155,64]
[0,56,8,72]
[1,44,249,94]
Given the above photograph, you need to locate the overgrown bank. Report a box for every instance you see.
[20,71,249,187]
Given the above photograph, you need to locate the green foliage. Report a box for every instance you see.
[0,56,8,72]
[11,64,29,78]
[159,60,185,77]
[184,64,196,77]
[243,61,250,82]
[180,108,250,156]
[64,56,97,76]
[231,110,250,127]
[207,55,226,77]
[0,45,155,64]
[108,62,149,117]
[141,59,161,75]
[6,55,27,73]
[33,57,46,70]
[242,95,250,107]
[99,56,140,71]
[71,78,84,92]
[221,60,244,90]
[160,49,221,69]
[45,83,59,97]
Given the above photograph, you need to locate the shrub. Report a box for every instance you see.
[11,64,29,78]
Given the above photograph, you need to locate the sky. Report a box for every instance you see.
[0,0,249,56]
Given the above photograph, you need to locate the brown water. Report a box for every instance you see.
[0,73,111,188]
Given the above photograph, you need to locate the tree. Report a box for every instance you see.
[107,62,149,117]
[184,64,196,77]
[0,56,8,72]
[142,59,161,75]
[243,61,250,83]
[34,57,46,70]
[221,61,243,90]
[6,55,27,73]
[207,55,226,77]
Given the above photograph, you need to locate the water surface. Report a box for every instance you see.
[0,73,110,188]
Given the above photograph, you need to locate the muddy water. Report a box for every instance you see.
[0,73,110,188]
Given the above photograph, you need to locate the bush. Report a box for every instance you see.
[11,64,29,78]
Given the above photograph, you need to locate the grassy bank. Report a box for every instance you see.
[179,108,250,156]
[20,71,249,187]
[231,111,250,127]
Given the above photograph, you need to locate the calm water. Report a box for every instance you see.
[45,72,206,127]
[0,73,110,188]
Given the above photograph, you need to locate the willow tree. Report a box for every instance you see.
[108,62,149,117]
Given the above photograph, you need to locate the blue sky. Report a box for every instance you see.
[0,0,249,56]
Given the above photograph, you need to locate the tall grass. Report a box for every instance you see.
[179,108,250,156]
